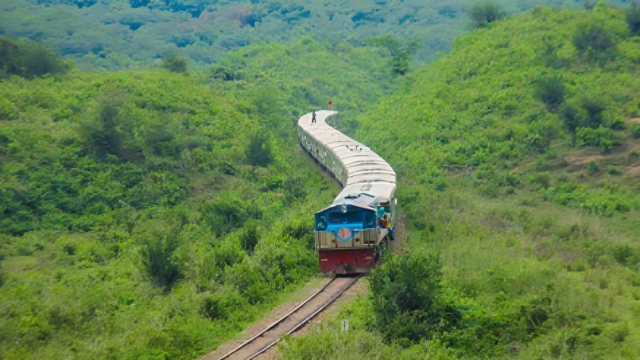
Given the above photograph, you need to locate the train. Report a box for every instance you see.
[297,110,397,274]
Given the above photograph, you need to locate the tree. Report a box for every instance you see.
[162,53,188,73]
[81,96,126,160]
[246,133,274,167]
[535,75,566,112]
[573,25,615,60]
[468,1,505,29]
[0,36,69,78]
[365,35,421,75]
[627,1,640,36]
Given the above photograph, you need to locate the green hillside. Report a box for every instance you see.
[280,4,640,359]
[0,38,394,359]
[0,0,622,70]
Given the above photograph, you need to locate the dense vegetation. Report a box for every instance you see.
[0,36,396,358]
[0,0,627,70]
[280,4,640,359]
[4,1,640,359]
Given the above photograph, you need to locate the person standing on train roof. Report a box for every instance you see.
[311,111,316,123]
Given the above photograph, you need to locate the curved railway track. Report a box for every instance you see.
[216,275,361,360]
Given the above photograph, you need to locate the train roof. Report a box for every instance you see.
[298,110,396,207]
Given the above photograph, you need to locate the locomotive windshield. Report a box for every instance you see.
[316,205,377,231]
[329,212,362,224]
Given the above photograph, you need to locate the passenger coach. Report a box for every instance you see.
[298,111,396,274]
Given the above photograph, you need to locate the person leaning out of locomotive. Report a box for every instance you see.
[378,209,394,240]
[381,213,390,228]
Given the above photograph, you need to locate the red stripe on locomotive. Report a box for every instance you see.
[318,249,375,274]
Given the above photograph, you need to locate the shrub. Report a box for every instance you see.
[201,287,247,320]
[527,172,551,188]
[535,75,565,112]
[606,166,621,175]
[609,117,625,130]
[576,126,619,151]
[627,1,640,35]
[560,104,581,142]
[587,160,599,174]
[468,1,505,28]
[240,220,259,254]
[210,65,239,81]
[630,124,640,139]
[201,195,262,237]
[370,252,460,343]
[580,96,606,129]
[138,229,182,290]
[0,36,69,78]
[162,53,188,73]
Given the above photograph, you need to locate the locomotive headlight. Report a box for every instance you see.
[342,204,347,213]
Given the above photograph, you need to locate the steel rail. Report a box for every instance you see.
[217,275,361,360]
[245,275,361,360]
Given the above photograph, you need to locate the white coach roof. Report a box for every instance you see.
[298,110,396,206]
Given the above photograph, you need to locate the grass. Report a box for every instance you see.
[280,176,640,358]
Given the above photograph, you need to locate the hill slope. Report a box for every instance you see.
[279,5,640,359]
[0,38,394,359]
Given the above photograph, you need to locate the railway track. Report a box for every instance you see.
[216,275,361,360]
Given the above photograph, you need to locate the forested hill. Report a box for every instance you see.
[0,0,626,70]
[0,38,394,358]
[279,5,640,359]
[358,2,640,206]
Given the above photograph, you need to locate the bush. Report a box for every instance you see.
[630,124,640,139]
[137,226,183,290]
[560,104,581,141]
[201,195,262,237]
[162,53,188,73]
[468,2,505,28]
[627,1,640,36]
[0,36,69,78]
[535,75,565,112]
[576,126,619,151]
[587,160,599,174]
[370,252,459,343]
[580,96,606,129]
[527,172,550,188]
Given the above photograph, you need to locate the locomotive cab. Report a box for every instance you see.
[314,198,382,274]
